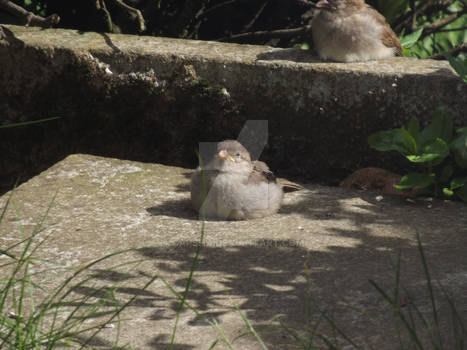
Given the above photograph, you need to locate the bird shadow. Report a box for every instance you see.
[256,47,322,63]
[146,198,198,221]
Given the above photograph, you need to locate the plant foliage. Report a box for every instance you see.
[368,106,467,202]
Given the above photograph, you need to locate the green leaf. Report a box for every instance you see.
[407,116,419,143]
[454,154,467,169]
[444,53,467,83]
[401,127,417,154]
[450,176,467,190]
[443,188,454,197]
[450,128,467,169]
[395,173,435,190]
[406,138,449,165]
[439,164,454,183]
[455,184,467,203]
[400,28,423,49]
[419,107,453,146]
[368,129,411,154]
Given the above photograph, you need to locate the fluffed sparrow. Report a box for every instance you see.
[191,140,302,220]
[311,0,402,62]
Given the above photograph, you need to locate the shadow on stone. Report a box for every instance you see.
[133,234,416,348]
[256,48,321,63]
[146,198,197,220]
[148,335,195,350]
[99,32,123,53]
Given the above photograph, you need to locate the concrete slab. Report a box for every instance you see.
[1,25,466,192]
[1,154,466,349]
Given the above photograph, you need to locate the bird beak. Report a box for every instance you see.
[316,0,335,10]
[217,150,235,162]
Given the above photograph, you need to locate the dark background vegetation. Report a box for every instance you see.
[1,0,466,59]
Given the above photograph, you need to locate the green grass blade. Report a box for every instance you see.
[0,187,14,223]
[320,310,363,350]
[278,319,307,344]
[79,273,160,349]
[391,252,404,347]
[415,231,443,349]
[169,156,207,349]
[212,319,235,349]
[0,117,60,129]
[369,279,424,350]
[233,303,268,350]
[208,339,219,349]
[441,285,465,349]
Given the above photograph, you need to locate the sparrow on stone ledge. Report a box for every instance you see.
[191,140,302,220]
[311,0,402,62]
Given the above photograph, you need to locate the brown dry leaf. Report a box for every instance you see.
[340,167,415,196]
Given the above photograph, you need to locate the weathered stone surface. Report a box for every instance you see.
[1,154,466,349]
[0,25,466,193]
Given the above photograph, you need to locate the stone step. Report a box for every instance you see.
[1,154,466,349]
[0,25,466,192]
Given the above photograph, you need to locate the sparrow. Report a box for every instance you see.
[311,0,402,62]
[191,140,302,220]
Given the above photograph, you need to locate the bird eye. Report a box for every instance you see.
[235,153,241,158]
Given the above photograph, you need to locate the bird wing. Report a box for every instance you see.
[250,161,303,191]
[366,5,402,56]
[249,161,276,184]
[276,178,304,192]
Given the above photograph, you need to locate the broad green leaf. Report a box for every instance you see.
[439,164,454,183]
[443,188,454,196]
[450,176,467,190]
[368,129,410,154]
[455,184,467,203]
[419,108,453,146]
[406,138,449,164]
[445,53,467,83]
[400,28,423,49]
[407,116,419,143]
[409,14,466,59]
[395,173,435,189]
[455,154,467,169]
[401,127,417,154]
[451,128,467,168]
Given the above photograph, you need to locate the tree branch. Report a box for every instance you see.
[169,0,204,37]
[217,25,312,42]
[0,0,59,28]
[196,0,239,20]
[96,0,113,32]
[428,43,467,60]
[419,9,467,37]
[241,1,268,34]
[110,0,146,32]
[394,0,452,32]
[436,25,467,33]
[197,0,316,21]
